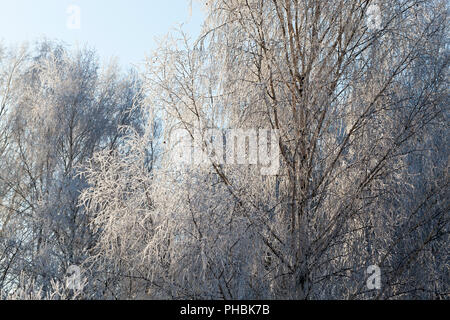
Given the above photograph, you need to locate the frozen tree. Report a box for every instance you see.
[0,40,144,298]
[80,0,448,299]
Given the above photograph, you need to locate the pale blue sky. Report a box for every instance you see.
[0,0,205,67]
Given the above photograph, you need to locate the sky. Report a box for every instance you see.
[0,0,205,67]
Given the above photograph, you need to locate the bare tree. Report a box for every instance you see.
[83,0,447,299]
[0,40,144,298]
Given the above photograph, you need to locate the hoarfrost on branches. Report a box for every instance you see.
[1,0,448,300]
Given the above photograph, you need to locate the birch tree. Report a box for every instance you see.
[0,40,144,298]
[80,0,448,299]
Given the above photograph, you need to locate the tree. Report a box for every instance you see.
[81,0,448,299]
[0,40,144,298]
